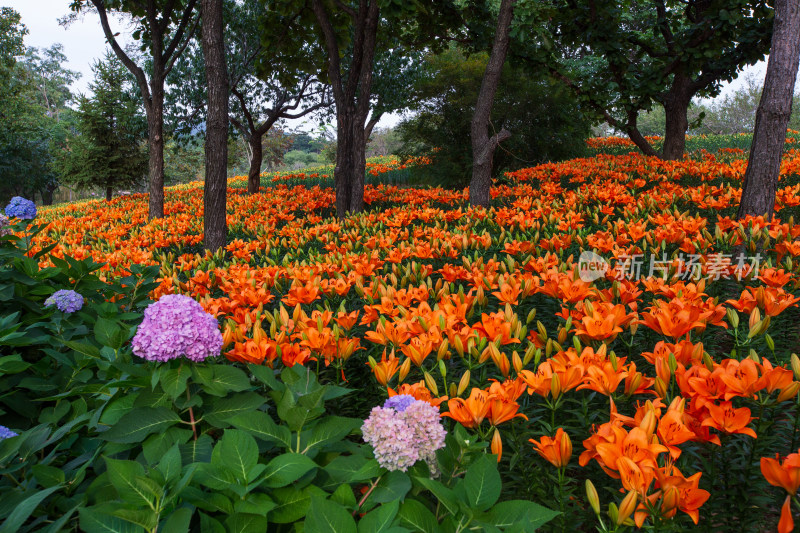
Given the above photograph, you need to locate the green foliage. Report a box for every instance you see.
[58,52,148,200]
[397,48,591,187]
[164,137,205,184]
[0,10,78,205]
[282,150,327,170]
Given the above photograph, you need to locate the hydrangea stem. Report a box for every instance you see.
[353,475,382,516]
[186,387,198,441]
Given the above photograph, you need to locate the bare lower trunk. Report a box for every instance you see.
[41,187,54,206]
[106,184,112,202]
[661,74,692,160]
[146,90,165,219]
[469,0,515,208]
[202,0,229,252]
[247,135,262,194]
[334,110,366,218]
[737,0,800,221]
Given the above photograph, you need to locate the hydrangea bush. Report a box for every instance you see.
[44,289,84,313]
[132,294,223,362]
[362,394,447,472]
[4,196,37,220]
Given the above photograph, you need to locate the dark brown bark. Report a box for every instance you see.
[90,0,198,220]
[145,89,166,218]
[469,0,516,207]
[737,0,800,221]
[661,72,692,160]
[312,0,379,219]
[201,0,229,252]
[334,110,366,215]
[626,126,660,157]
[247,135,263,194]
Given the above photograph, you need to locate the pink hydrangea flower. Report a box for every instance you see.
[362,398,446,473]
[132,294,222,363]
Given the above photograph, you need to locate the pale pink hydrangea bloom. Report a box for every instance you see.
[362,395,446,473]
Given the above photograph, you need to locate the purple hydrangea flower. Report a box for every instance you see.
[362,399,446,473]
[5,197,37,220]
[384,394,417,412]
[132,294,223,363]
[0,426,17,440]
[45,289,84,313]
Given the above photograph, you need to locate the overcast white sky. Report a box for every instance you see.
[4,0,769,128]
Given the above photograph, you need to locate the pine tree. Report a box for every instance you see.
[60,52,147,201]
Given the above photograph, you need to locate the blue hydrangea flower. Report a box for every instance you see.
[5,197,37,220]
[0,426,18,440]
[132,294,223,362]
[384,394,417,412]
[45,289,84,313]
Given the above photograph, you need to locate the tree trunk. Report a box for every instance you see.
[201,0,229,252]
[106,184,112,202]
[661,73,693,160]
[41,187,54,206]
[737,0,800,221]
[469,0,516,207]
[247,135,263,194]
[145,89,166,219]
[626,126,660,157]
[334,108,367,218]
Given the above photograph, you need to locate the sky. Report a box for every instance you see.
[4,0,769,130]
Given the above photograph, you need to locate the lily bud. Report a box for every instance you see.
[703,351,714,371]
[792,354,800,381]
[491,428,502,462]
[654,377,668,399]
[617,491,638,526]
[551,373,562,399]
[661,487,680,515]
[423,371,439,397]
[453,335,464,358]
[458,370,471,396]
[639,409,657,437]
[727,308,740,329]
[585,480,601,515]
[557,327,567,345]
[398,357,412,383]
[777,382,800,403]
[512,351,523,373]
[437,339,450,360]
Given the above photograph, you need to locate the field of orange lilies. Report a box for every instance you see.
[30,142,800,531]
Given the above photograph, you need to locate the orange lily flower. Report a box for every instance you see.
[442,387,490,428]
[594,426,668,476]
[700,401,756,438]
[530,428,572,468]
[370,350,399,386]
[578,361,628,396]
[761,452,800,495]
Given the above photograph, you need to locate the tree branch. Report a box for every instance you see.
[89,0,151,106]
[163,0,199,65]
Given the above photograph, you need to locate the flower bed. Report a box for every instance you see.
[4,144,800,530]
